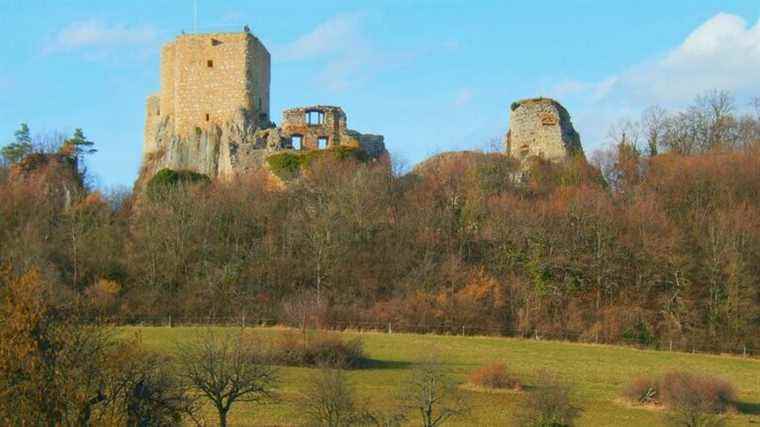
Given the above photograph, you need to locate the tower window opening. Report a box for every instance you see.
[207,60,214,68]
[306,110,325,125]
[292,135,303,150]
[205,113,210,121]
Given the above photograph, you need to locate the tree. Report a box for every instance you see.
[62,128,96,173]
[176,330,277,427]
[0,268,195,426]
[1,122,33,164]
[399,355,469,427]
[517,370,580,427]
[302,368,360,427]
[641,106,668,156]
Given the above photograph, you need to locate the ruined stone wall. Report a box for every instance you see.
[139,33,384,187]
[280,106,347,149]
[505,98,583,164]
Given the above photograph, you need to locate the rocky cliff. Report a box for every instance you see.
[137,108,387,189]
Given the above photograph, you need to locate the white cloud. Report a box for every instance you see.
[273,12,389,91]
[275,12,367,62]
[44,20,157,55]
[545,13,760,149]
[453,88,474,107]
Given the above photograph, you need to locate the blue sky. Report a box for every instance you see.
[1,0,759,189]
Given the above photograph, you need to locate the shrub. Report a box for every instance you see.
[146,168,210,199]
[301,368,359,427]
[622,371,736,413]
[622,375,660,405]
[660,371,736,414]
[270,332,367,369]
[266,146,368,180]
[468,362,521,390]
[518,369,580,427]
[266,152,302,179]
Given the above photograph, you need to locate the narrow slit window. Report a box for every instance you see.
[205,113,210,121]
[292,135,302,150]
[207,60,214,68]
[318,137,328,149]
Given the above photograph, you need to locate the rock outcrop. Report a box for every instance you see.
[137,30,386,188]
[504,97,583,166]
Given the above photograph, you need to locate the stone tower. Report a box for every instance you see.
[144,30,270,154]
[504,97,583,164]
[137,29,385,187]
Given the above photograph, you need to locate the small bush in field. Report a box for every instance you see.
[623,375,660,405]
[468,362,522,390]
[659,371,736,425]
[270,332,367,369]
[622,371,736,415]
[518,369,580,427]
[660,371,736,413]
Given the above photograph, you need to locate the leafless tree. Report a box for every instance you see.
[302,368,359,427]
[606,118,641,150]
[641,105,668,156]
[176,330,277,427]
[398,355,469,427]
[517,369,580,427]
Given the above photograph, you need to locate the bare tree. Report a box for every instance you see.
[641,105,668,156]
[399,355,469,427]
[606,118,641,150]
[302,368,359,427]
[517,369,580,427]
[176,330,277,427]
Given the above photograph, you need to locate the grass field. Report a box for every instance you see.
[121,327,760,426]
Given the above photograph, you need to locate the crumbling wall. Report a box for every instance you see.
[138,32,384,188]
[505,97,583,164]
[279,105,386,156]
[280,106,346,149]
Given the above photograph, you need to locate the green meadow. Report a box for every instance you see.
[121,327,760,426]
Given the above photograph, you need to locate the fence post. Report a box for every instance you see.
[241,313,246,328]
[387,322,392,335]
[669,340,672,352]
[743,345,747,358]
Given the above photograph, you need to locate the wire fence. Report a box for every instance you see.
[95,315,758,359]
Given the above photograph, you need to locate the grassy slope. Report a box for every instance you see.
[122,327,760,426]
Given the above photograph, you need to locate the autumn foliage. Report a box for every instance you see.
[1,93,759,354]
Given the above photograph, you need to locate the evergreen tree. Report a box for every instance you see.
[62,128,96,172]
[1,123,33,164]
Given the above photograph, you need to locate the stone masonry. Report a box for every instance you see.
[504,97,583,164]
[139,29,385,186]
[279,106,386,158]
[148,31,270,142]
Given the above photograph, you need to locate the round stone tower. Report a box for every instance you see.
[504,97,583,164]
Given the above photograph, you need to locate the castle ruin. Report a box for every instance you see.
[504,97,583,165]
[139,29,385,185]
[280,106,385,158]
